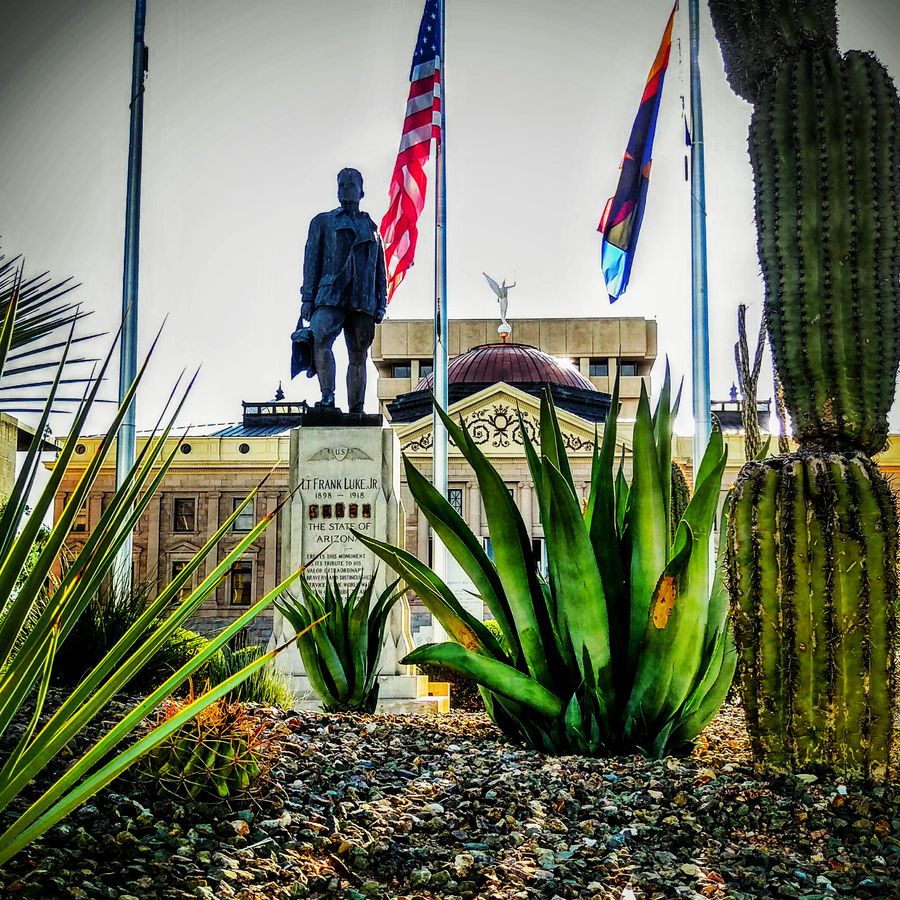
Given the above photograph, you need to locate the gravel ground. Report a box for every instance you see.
[1,698,899,900]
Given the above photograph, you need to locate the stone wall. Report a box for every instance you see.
[0,413,18,500]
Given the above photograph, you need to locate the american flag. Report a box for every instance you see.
[380,0,442,303]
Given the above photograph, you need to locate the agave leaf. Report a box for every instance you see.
[352,529,506,659]
[403,642,563,719]
[363,579,403,699]
[434,402,553,686]
[542,458,612,694]
[625,521,694,734]
[403,456,516,647]
[666,621,737,751]
[628,428,729,732]
[704,493,733,652]
[651,361,674,552]
[587,375,629,678]
[299,580,349,701]
[626,384,668,671]
[615,445,629,536]
[348,576,374,701]
[539,388,574,489]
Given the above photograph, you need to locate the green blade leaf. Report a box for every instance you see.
[542,458,612,695]
[434,402,553,686]
[402,642,563,719]
[403,456,517,647]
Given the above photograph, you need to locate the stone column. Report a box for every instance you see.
[519,481,533,539]
[467,480,481,536]
[205,491,221,582]
[88,493,103,534]
[263,492,278,593]
[417,503,430,561]
[146,494,161,590]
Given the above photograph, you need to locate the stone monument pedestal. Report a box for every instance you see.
[270,424,448,714]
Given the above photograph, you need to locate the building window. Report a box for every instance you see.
[448,488,463,517]
[171,560,193,601]
[619,361,638,377]
[232,497,254,532]
[173,497,196,532]
[392,363,412,378]
[230,562,253,606]
[483,537,494,560]
[419,361,434,378]
[589,359,609,377]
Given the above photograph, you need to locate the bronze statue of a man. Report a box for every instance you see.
[295,168,387,413]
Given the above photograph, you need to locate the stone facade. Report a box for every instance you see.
[372,317,657,420]
[0,412,17,500]
[50,433,291,644]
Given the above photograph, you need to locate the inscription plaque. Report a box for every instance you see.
[299,473,379,593]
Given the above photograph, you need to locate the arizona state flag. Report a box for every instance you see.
[598,4,676,302]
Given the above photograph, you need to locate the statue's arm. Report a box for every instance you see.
[374,229,387,324]
[299,216,323,321]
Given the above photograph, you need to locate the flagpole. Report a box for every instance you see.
[431,0,449,642]
[115,0,149,593]
[688,0,711,473]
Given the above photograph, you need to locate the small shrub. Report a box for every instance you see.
[201,644,294,708]
[50,576,211,693]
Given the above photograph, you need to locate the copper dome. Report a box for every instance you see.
[415,343,595,392]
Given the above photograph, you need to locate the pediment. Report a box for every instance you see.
[165,540,202,556]
[395,383,632,459]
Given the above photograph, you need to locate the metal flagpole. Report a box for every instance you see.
[115,0,149,593]
[688,0,711,474]
[431,0,449,642]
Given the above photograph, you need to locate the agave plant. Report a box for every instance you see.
[355,371,735,756]
[0,286,314,865]
[277,573,403,712]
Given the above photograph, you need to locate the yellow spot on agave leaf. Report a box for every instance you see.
[459,628,480,651]
[651,577,677,629]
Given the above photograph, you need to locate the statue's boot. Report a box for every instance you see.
[314,343,337,408]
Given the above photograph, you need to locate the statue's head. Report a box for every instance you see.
[337,168,364,204]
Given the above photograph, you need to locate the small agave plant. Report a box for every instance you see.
[355,370,736,756]
[277,574,403,712]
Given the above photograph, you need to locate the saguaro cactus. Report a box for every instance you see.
[729,453,898,778]
[750,48,900,454]
[710,0,900,777]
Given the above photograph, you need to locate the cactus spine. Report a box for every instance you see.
[710,1,900,777]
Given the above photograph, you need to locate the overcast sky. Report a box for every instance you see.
[1,0,898,435]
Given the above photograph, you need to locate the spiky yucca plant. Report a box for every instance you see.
[710,0,900,777]
[0,281,312,866]
[355,372,735,756]
[277,574,403,712]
